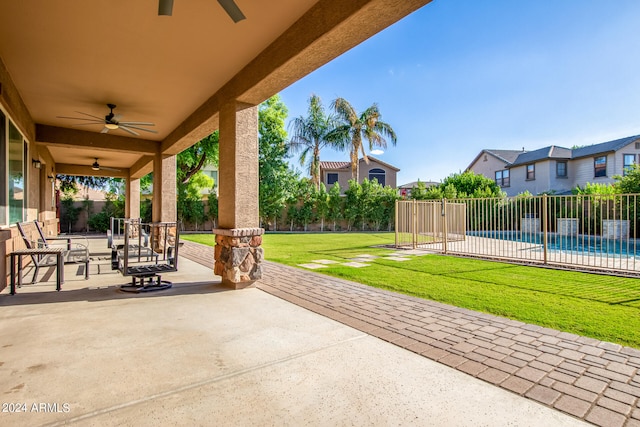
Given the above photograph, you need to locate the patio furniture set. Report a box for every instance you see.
[9,219,179,294]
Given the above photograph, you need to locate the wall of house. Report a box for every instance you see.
[612,144,640,177]
[572,155,615,189]
[548,160,572,194]
[507,161,553,196]
[1,59,59,291]
[468,153,508,180]
[356,161,398,188]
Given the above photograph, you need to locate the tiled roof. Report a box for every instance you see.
[319,161,350,170]
[319,156,400,172]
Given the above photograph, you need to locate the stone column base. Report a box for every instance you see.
[213,228,264,290]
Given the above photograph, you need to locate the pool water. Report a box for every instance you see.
[467,230,640,256]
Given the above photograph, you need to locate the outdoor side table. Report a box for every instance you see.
[10,247,65,295]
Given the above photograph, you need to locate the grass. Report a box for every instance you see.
[182,232,640,348]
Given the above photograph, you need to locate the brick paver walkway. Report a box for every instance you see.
[181,241,640,427]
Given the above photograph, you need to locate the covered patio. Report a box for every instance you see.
[0,0,431,289]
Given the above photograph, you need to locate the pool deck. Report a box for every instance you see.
[417,235,640,274]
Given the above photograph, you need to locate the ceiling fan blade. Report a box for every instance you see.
[118,121,155,126]
[70,123,104,128]
[100,127,110,134]
[101,166,122,172]
[74,111,107,121]
[121,124,158,134]
[217,0,245,23]
[158,0,173,16]
[118,126,140,136]
[57,116,103,122]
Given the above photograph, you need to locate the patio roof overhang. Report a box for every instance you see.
[0,0,432,177]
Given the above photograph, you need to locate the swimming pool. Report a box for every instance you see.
[467,230,640,256]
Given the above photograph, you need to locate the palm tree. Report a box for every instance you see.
[288,94,338,190]
[330,97,397,181]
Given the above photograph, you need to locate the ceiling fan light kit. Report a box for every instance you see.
[91,158,121,172]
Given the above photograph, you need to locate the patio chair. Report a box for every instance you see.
[16,221,90,283]
[114,220,179,293]
[108,217,148,248]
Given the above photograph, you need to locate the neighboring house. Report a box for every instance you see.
[466,135,640,196]
[200,164,219,196]
[398,180,439,198]
[319,156,399,190]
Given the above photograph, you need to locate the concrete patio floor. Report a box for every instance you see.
[0,237,587,426]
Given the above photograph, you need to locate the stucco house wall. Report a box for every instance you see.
[320,156,400,191]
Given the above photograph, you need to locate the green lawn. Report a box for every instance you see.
[182,232,640,348]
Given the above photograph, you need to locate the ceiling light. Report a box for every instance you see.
[105,123,118,130]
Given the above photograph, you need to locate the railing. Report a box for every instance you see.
[396,194,640,275]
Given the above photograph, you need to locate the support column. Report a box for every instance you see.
[152,153,177,222]
[125,177,141,219]
[213,101,263,289]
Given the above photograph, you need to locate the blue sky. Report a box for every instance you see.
[279,0,640,185]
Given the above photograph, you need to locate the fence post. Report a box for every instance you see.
[395,200,399,248]
[542,194,548,265]
[442,198,448,254]
[412,199,417,249]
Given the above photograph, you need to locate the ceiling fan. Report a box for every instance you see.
[57,104,158,136]
[91,158,121,172]
[159,0,245,22]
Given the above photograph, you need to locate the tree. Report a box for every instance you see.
[315,183,330,232]
[343,179,363,231]
[177,172,213,230]
[59,187,81,233]
[177,131,219,185]
[207,192,219,229]
[440,171,503,198]
[288,94,339,190]
[410,180,430,200]
[259,95,298,229]
[614,165,640,194]
[56,176,110,194]
[327,182,343,231]
[331,98,397,180]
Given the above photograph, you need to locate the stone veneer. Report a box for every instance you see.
[213,228,264,289]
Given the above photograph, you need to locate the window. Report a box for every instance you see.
[594,156,607,177]
[8,120,26,223]
[327,173,338,185]
[556,161,567,178]
[624,154,637,176]
[495,169,510,187]
[368,168,386,186]
[526,164,535,180]
[0,110,5,225]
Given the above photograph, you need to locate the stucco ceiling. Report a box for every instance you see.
[0,0,431,176]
